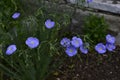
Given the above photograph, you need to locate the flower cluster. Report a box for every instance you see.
[5,13,55,55]
[5,12,116,57]
[61,34,116,57]
[5,37,40,55]
[60,36,89,57]
[95,34,116,54]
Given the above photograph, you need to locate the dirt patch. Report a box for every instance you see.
[47,45,120,80]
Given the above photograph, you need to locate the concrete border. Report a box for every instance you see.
[67,0,120,14]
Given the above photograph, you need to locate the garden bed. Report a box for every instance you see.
[0,0,120,80]
[47,46,120,80]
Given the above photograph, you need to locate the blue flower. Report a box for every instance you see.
[106,43,116,51]
[106,34,115,44]
[12,12,20,19]
[6,44,17,55]
[25,37,39,48]
[80,43,89,54]
[95,43,106,54]
[87,0,92,3]
[60,37,71,47]
[65,46,77,57]
[71,36,83,48]
[45,19,55,29]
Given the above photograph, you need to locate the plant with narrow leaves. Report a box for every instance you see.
[83,14,108,45]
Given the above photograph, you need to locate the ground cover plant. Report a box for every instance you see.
[0,0,119,80]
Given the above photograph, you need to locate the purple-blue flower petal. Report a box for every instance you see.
[6,44,17,55]
[106,34,115,44]
[12,12,20,19]
[71,36,83,48]
[80,44,89,54]
[45,19,55,29]
[87,0,92,3]
[106,43,116,51]
[95,43,106,54]
[60,37,71,47]
[25,37,39,48]
[65,46,77,57]
[80,46,88,54]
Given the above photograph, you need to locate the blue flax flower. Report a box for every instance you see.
[87,0,92,3]
[106,34,115,44]
[12,12,20,19]
[60,37,71,47]
[25,37,39,48]
[71,36,83,48]
[6,44,17,55]
[80,43,89,54]
[106,43,116,51]
[65,46,77,57]
[45,19,55,29]
[95,43,106,54]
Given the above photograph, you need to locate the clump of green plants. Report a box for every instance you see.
[59,13,116,57]
[83,14,108,45]
[0,0,71,80]
[0,0,117,80]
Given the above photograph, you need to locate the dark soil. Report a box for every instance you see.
[47,45,120,80]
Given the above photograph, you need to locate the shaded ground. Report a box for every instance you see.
[1,46,120,80]
[47,45,120,80]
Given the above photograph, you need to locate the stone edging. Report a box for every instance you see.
[67,0,120,14]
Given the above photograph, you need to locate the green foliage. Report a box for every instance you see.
[0,0,111,80]
[0,0,71,80]
[83,14,108,46]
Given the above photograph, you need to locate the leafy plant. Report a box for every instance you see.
[0,0,115,80]
[0,0,71,80]
[83,14,108,46]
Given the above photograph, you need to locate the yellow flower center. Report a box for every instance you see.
[99,47,103,51]
[48,22,52,27]
[8,47,13,51]
[75,41,79,44]
[31,41,34,44]
[70,49,73,52]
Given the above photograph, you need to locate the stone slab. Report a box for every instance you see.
[73,9,120,45]
[67,0,120,14]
